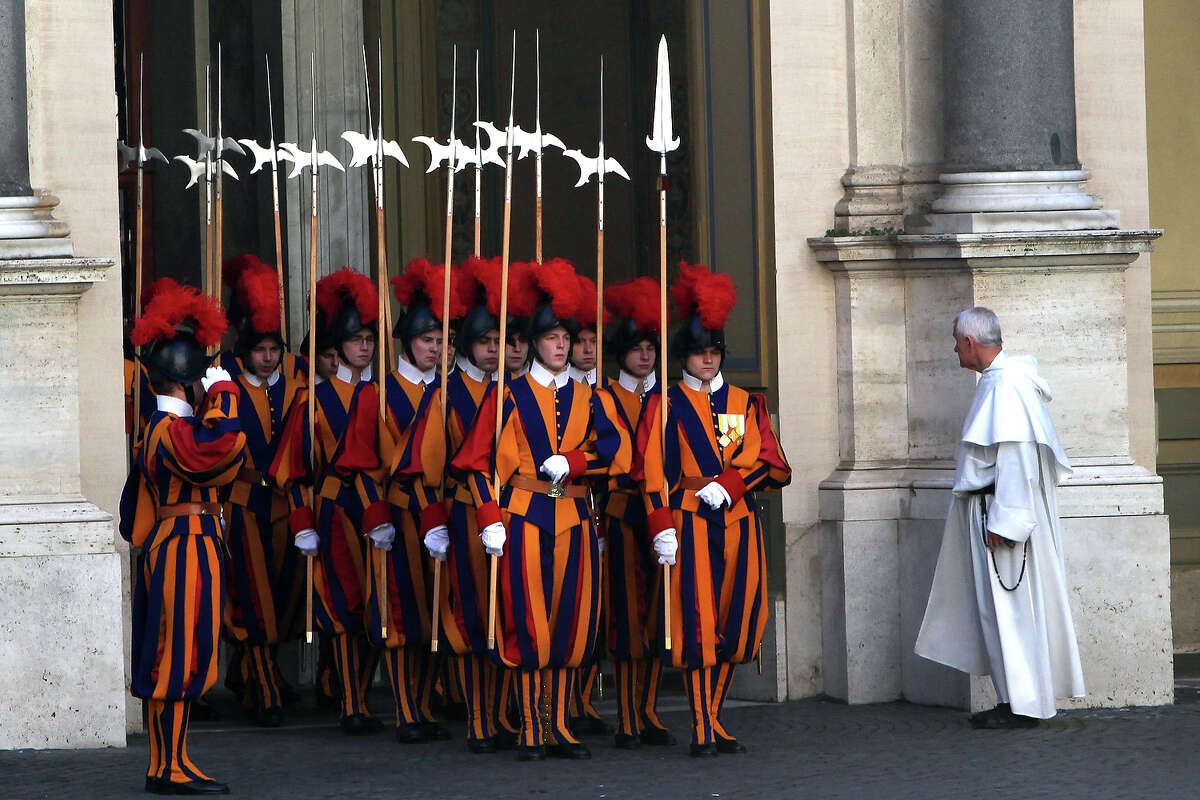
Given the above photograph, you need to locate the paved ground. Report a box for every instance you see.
[7,678,1200,800]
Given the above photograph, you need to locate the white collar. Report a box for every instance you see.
[568,365,597,386]
[682,370,724,393]
[243,368,281,388]
[396,355,437,386]
[456,354,495,383]
[982,350,1007,373]
[157,394,194,418]
[529,360,571,389]
[618,370,656,394]
[336,363,373,384]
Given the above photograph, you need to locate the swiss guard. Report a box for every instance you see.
[270,267,394,736]
[434,255,522,753]
[366,257,460,744]
[218,255,305,728]
[599,277,675,749]
[637,262,791,757]
[120,280,245,794]
[450,258,631,761]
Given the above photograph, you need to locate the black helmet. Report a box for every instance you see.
[141,321,212,385]
[670,313,727,361]
[608,317,660,364]
[457,303,501,360]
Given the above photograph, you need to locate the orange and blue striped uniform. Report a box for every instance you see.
[269,371,391,721]
[219,361,306,713]
[451,366,630,747]
[637,378,790,746]
[364,363,448,729]
[597,373,672,739]
[119,381,245,785]
[433,361,522,743]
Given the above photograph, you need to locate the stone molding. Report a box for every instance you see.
[0,256,111,294]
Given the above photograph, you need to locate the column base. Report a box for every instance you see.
[0,191,73,258]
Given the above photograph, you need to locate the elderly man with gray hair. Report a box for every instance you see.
[915,307,1085,728]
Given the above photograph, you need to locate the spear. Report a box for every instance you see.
[238,54,287,334]
[645,35,680,652]
[527,31,564,264]
[278,54,346,647]
[122,53,168,446]
[488,32,518,651]
[212,44,245,307]
[175,66,214,298]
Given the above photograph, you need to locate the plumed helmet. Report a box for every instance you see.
[567,274,608,339]
[604,277,662,363]
[131,280,227,385]
[454,256,502,359]
[525,258,584,342]
[223,254,285,355]
[315,267,379,350]
[668,261,736,360]
[389,257,468,345]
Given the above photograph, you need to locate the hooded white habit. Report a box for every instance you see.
[914,351,1085,718]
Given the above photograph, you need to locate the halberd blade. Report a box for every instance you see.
[238,139,275,174]
[645,36,680,155]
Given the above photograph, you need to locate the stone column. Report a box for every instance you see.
[909,0,1117,233]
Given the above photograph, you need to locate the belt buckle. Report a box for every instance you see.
[547,480,566,499]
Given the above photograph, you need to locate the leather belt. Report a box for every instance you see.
[509,474,589,498]
[678,477,713,490]
[157,502,223,520]
[237,467,269,486]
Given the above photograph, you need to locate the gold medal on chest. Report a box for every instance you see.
[716,413,745,448]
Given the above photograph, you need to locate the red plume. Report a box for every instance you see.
[606,277,662,333]
[140,276,184,312]
[671,261,735,329]
[390,257,433,307]
[533,257,582,320]
[316,267,379,324]
[131,280,228,348]
[236,261,283,334]
[222,254,271,296]
[391,257,469,321]
[574,274,610,328]
[478,260,539,318]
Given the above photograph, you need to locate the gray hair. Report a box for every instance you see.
[953,307,1003,345]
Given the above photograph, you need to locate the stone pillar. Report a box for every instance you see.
[909,0,1117,234]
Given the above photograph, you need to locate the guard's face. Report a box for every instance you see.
[505,336,529,373]
[408,331,442,372]
[571,329,597,372]
[685,346,722,382]
[248,341,282,379]
[342,331,376,370]
[472,331,501,374]
[535,328,571,372]
[623,340,656,380]
[315,347,339,380]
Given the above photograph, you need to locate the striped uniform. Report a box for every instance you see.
[365,363,447,728]
[433,361,523,743]
[598,374,671,739]
[450,365,630,747]
[119,382,245,785]
[270,372,391,721]
[219,362,306,713]
[637,377,791,746]
[124,357,155,447]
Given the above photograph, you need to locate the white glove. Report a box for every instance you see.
[480,522,506,557]
[424,525,449,561]
[201,366,232,392]
[367,522,396,551]
[539,454,571,484]
[596,536,607,556]
[652,529,678,566]
[294,529,319,556]
[695,481,732,510]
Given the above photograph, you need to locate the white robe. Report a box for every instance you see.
[914,351,1085,718]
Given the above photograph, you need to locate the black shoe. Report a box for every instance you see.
[716,737,747,754]
[145,777,231,795]
[314,685,340,711]
[256,706,283,728]
[395,722,429,744]
[467,737,497,754]
[640,727,677,746]
[689,743,719,758]
[614,732,641,750]
[969,703,1040,730]
[548,742,592,759]
[341,713,383,736]
[516,744,547,761]
[188,700,221,723]
[492,730,519,750]
[443,701,469,721]
[570,715,611,737]
[421,721,452,740]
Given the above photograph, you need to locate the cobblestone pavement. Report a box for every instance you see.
[7,685,1200,799]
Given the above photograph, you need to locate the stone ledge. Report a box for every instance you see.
[0,256,112,296]
[808,229,1162,272]
[0,497,116,557]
